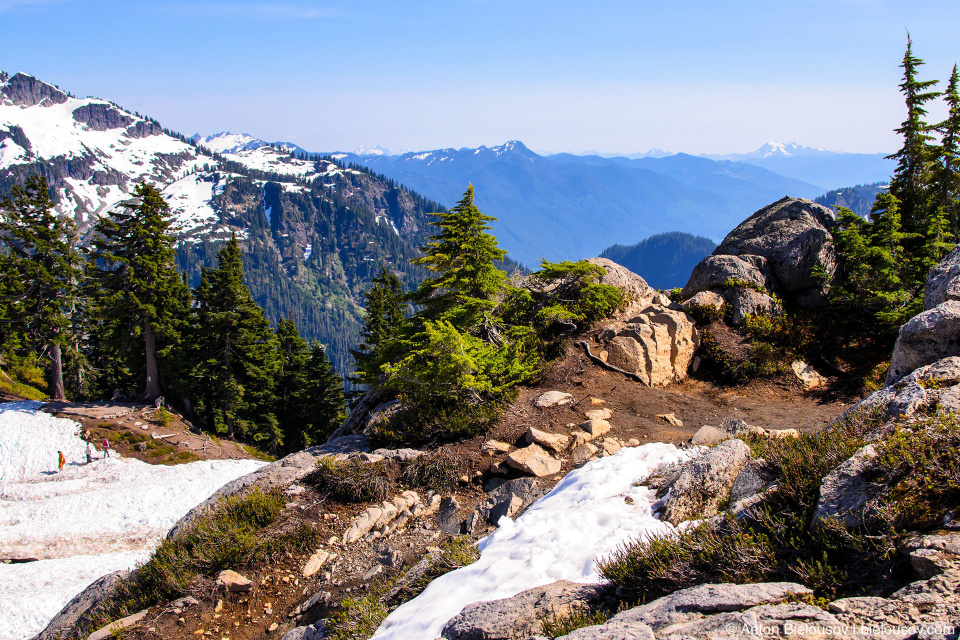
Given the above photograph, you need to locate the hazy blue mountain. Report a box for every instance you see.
[600,232,717,290]
[336,141,822,267]
[704,141,894,191]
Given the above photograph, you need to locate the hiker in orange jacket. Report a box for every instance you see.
[58,451,65,471]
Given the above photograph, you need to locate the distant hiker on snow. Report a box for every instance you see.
[57,451,65,471]
[103,438,110,458]
[86,442,94,463]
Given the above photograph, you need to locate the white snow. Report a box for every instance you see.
[0,137,26,167]
[0,402,265,640]
[304,243,312,260]
[372,442,696,640]
[163,172,221,235]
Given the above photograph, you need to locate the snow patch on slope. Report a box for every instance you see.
[0,402,265,640]
[372,442,697,640]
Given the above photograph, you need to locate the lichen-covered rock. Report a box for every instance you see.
[857,356,960,420]
[712,197,838,306]
[792,361,826,390]
[440,580,605,640]
[886,301,960,384]
[681,289,726,311]
[681,254,775,299]
[812,445,878,529]
[467,478,544,531]
[534,391,574,408]
[925,244,960,310]
[724,287,782,325]
[661,439,751,524]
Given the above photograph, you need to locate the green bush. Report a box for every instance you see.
[872,414,960,530]
[370,395,510,447]
[306,457,394,503]
[326,592,389,640]
[540,604,611,638]
[684,303,725,326]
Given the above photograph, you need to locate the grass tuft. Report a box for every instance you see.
[402,451,462,494]
[306,456,394,503]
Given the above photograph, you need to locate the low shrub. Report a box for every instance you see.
[170,451,200,464]
[684,303,726,326]
[402,451,462,494]
[541,603,611,638]
[872,414,960,530]
[156,406,171,428]
[370,397,509,447]
[600,409,903,602]
[306,457,394,503]
[326,591,389,640]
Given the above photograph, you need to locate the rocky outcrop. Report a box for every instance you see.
[1,72,68,107]
[28,570,129,640]
[595,307,698,386]
[72,103,134,131]
[682,197,838,310]
[924,244,960,310]
[886,301,960,384]
[660,439,751,525]
[586,257,663,317]
[506,444,562,477]
[440,580,606,640]
[857,356,960,421]
[466,478,544,532]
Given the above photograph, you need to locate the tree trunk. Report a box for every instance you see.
[143,321,162,401]
[49,342,66,401]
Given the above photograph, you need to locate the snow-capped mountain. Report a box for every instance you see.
[0,71,443,373]
[702,141,894,189]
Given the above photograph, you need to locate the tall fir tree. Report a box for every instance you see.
[0,176,84,400]
[936,64,960,234]
[192,234,280,447]
[91,182,190,401]
[301,341,347,447]
[409,184,507,332]
[349,266,406,392]
[887,34,941,236]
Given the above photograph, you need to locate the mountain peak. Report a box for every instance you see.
[1,71,68,107]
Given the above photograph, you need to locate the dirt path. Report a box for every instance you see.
[40,402,269,465]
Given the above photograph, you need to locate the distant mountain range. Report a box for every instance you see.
[702,141,894,191]
[330,141,823,267]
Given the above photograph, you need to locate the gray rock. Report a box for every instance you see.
[378,547,406,568]
[730,463,766,504]
[558,621,655,640]
[370,447,423,462]
[712,196,838,306]
[534,391,575,408]
[440,580,604,640]
[328,390,388,439]
[662,439,751,524]
[690,425,729,446]
[72,103,134,131]
[723,287,782,325]
[586,257,659,314]
[681,254,775,300]
[924,244,960,310]
[28,570,128,640]
[656,603,842,640]
[1,72,68,107]
[886,301,960,384]
[281,624,325,640]
[904,534,960,579]
[681,290,725,311]
[439,496,463,535]
[607,582,812,631]
[469,478,544,531]
[812,445,879,528]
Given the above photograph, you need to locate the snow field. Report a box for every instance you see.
[0,402,266,640]
[371,442,698,640]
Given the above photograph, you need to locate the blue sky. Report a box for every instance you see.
[1,0,959,154]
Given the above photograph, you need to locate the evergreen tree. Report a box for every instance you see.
[349,266,405,391]
[0,176,84,400]
[936,64,960,233]
[301,341,347,446]
[887,35,941,236]
[409,184,507,332]
[91,182,190,401]
[192,234,280,447]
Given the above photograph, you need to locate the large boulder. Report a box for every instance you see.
[857,356,960,420]
[683,197,838,308]
[661,439,751,524]
[596,307,699,386]
[440,580,604,640]
[681,254,775,299]
[924,244,960,310]
[886,301,960,385]
[586,257,662,317]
